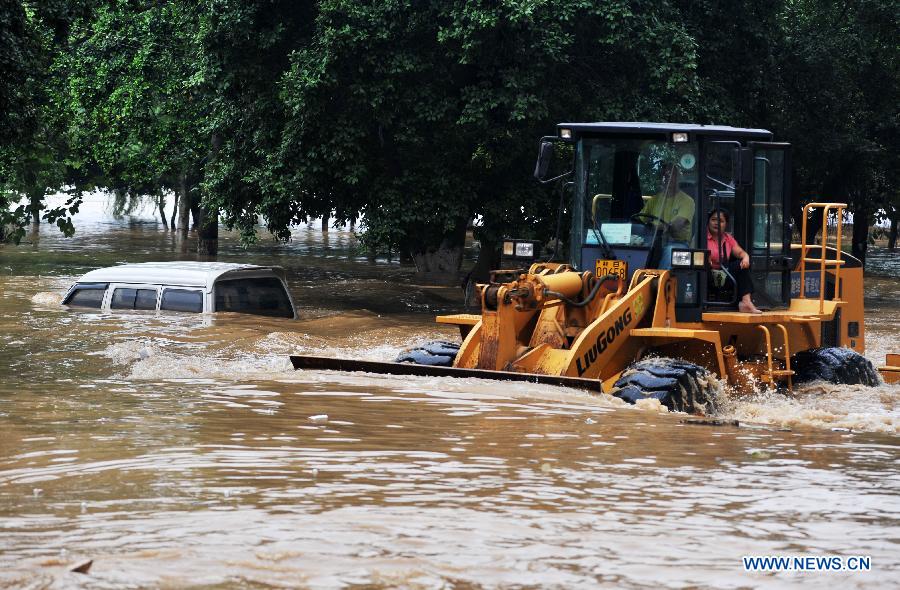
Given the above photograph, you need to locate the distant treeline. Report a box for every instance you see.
[1,1,897,269]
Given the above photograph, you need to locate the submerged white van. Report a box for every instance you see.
[62,262,297,319]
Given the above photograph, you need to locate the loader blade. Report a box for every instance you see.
[289,355,604,393]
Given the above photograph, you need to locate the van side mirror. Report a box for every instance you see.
[534,141,554,181]
[733,147,753,186]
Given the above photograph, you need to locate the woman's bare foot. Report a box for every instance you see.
[739,297,762,314]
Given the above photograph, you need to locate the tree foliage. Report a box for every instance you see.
[0,1,93,242]
[62,2,206,194]
[1,0,896,267]
[264,0,703,271]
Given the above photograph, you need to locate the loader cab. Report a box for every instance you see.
[545,122,792,321]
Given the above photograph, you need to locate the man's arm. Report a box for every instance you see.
[667,193,695,238]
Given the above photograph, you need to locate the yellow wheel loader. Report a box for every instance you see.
[291,122,898,412]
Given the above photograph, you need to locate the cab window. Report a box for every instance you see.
[160,289,203,313]
[579,139,699,249]
[214,278,294,318]
[111,288,158,310]
[63,283,108,309]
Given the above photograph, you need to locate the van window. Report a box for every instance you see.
[63,283,108,308]
[111,288,158,310]
[160,289,203,313]
[214,277,294,318]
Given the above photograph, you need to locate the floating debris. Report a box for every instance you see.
[680,418,740,427]
[71,560,92,574]
[308,414,329,423]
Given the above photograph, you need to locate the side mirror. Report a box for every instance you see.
[534,141,554,181]
[732,147,753,186]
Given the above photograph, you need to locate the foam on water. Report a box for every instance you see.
[718,381,900,433]
[30,291,65,308]
[101,340,624,409]
[90,323,900,429]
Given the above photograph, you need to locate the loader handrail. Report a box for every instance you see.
[799,202,846,314]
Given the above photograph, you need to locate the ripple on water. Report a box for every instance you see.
[0,199,898,589]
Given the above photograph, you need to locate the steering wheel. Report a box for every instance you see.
[630,212,671,231]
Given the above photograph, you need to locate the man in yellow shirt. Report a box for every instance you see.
[638,163,695,268]
[639,163,694,240]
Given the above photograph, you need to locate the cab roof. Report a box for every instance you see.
[76,262,286,291]
[557,122,773,140]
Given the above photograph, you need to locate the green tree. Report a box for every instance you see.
[62,1,210,245]
[224,0,702,279]
[195,0,317,244]
[0,1,87,243]
[768,0,898,261]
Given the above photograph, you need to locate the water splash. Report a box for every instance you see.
[717,381,900,433]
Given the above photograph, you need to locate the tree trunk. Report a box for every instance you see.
[398,235,413,264]
[158,193,169,230]
[889,212,899,251]
[28,188,42,226]
[169,190,178,230]
[409,217,468,285]
[197,205,218,256]
[321,214,329,232]
[190,197,201,230]
[467,236,498,285]
[411,247,464,282]
[850,206,869,266]
[460,235,499,307]
[177,173,191,248]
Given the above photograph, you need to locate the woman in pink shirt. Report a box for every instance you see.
[707,209,761,313]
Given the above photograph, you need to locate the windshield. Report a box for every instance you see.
[214,277,294,318]
[570,138,699,266]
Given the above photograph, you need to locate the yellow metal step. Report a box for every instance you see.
[702,310,822,324]
[436,313,481,326]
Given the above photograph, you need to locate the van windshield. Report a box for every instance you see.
[214,278,294,318]
[63,283,108,308]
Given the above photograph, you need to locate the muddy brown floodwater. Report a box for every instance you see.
[1,194,898,589]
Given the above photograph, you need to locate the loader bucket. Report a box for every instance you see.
[289,355,605,393]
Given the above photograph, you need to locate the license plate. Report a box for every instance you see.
[595,259,628,281]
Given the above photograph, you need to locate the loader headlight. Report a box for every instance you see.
[692,250,706,267]
[672,132,689,143]
[671,250,692,268]
[515,242,534,257]
[559,128,572,139]
[499,238,542,268]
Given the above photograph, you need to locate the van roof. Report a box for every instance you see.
[76,262,286,291]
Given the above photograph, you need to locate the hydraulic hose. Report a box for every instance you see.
[543,273,619,308]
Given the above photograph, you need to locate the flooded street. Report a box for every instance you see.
[1,195,899,589]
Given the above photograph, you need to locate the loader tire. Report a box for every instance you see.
[610,358,717,414]
[396,340,460,367]
[792,347,880,386]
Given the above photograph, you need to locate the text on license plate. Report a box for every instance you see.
[595,259,628,281]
